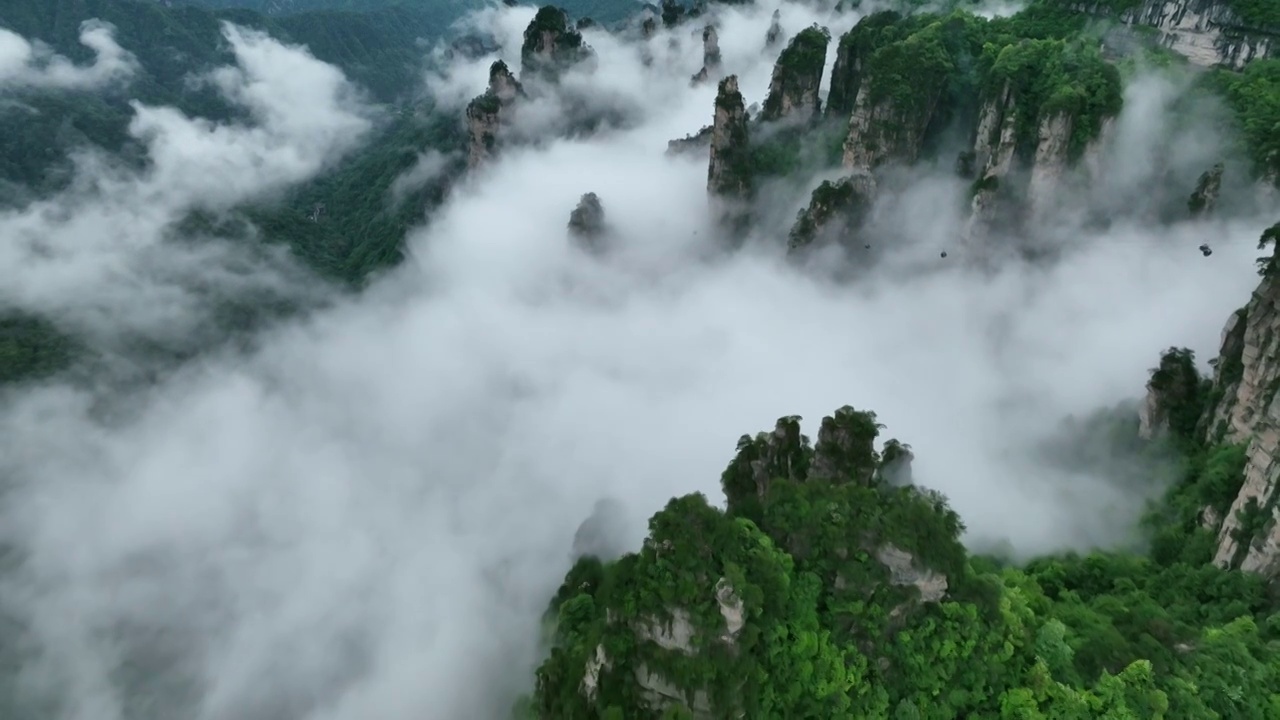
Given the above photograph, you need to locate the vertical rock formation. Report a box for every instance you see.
[1138,348,1204,440]
[786,172,876,252]
[808,404,885,485]
[825,11,902,122]
[1090,0,1278,69]
[1192,223,1280,579]
[962,83,1020,243]
[568,192,607,252]
[759,25,830,123]
[465,60,524,169]
[1025,112,1079,222]
[839,26,953,172]
[690,24,721,85]
[521,5,593,83]
[707,75,752,199]
[1189,162,1226,216]
[764,9,783,49]
[666,125,714,156]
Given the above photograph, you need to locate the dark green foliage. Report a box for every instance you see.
[983,37,1123,161]
[1146,347,1207,443]
[760,25,830,121]
[786,177,874,250]
[0,314,78,385]
[1259,222,1280,278]
[243,108,467,284]
[1219,60,1280,179]
[1224,0,1280,29]
[521,5,592,81]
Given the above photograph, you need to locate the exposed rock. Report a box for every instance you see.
[666,125,714,156]
[1198,230,1280,579]
[808,403,884,483]
[464,60,524,169]
[826,11,900,122]
[1189,162,1225,216]
[720,415,810,522]
[1201,504,1224,532]
[690,24,722,85]
[581,643,609,701]
[786,173,876,252]
[875,544,949,602]
[568,192,607,252]
[521,5,594,82]
[840,58,947,171]
[1026,112,1074,222]
[707,75,752,199]
[962,84,1020,244]
[1138,348,1203,440]
[715,577,745,641]
[635,665,713,716]
[760,25,830,123]
[636,608,697,652]
[764,9,783,49]
[1080,0,1278,69]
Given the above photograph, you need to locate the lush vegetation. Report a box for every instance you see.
[1215,59,1280,179]
[760,25,830,121]
[525,374,1280,718]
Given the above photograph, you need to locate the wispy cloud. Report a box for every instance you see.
[0,20,137,91]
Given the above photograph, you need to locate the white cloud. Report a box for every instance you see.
[0,3,1275,720]
[0,22,375,347]
[0,20,137,91]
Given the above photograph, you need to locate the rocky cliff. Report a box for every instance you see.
[465,60,524,169]
[1077,0,1277,69]
[691,24,722,85]
[707,75,752,199]
[1180,225,1280,579]
[787,173,876,252]
[521,5,594,82]
[759,25,830,123]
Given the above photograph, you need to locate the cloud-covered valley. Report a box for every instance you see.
[0,2,1275,719]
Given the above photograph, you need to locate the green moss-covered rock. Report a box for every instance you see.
[760,25,832,122]
[521,6,593,82]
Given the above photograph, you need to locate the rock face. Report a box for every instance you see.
[1197,232,1280,579]
[1189,162,1225,216]
[837,22,952,172]
[760,25,830,123]
[1138,348,1204,440]
[568,192,607,251]
[464,60,524,169]
[666,125,714,156]
[690,24,722,85]
[825,12,900,122]
[521,5,593,82]
[1084,0,1278,69]
[875,544,949,602]
[786,172,876,252]
[707,75,751,199]
[764,9,783,49]
[962,83,1020,243]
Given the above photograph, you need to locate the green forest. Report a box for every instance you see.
[526,384,1280,718]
